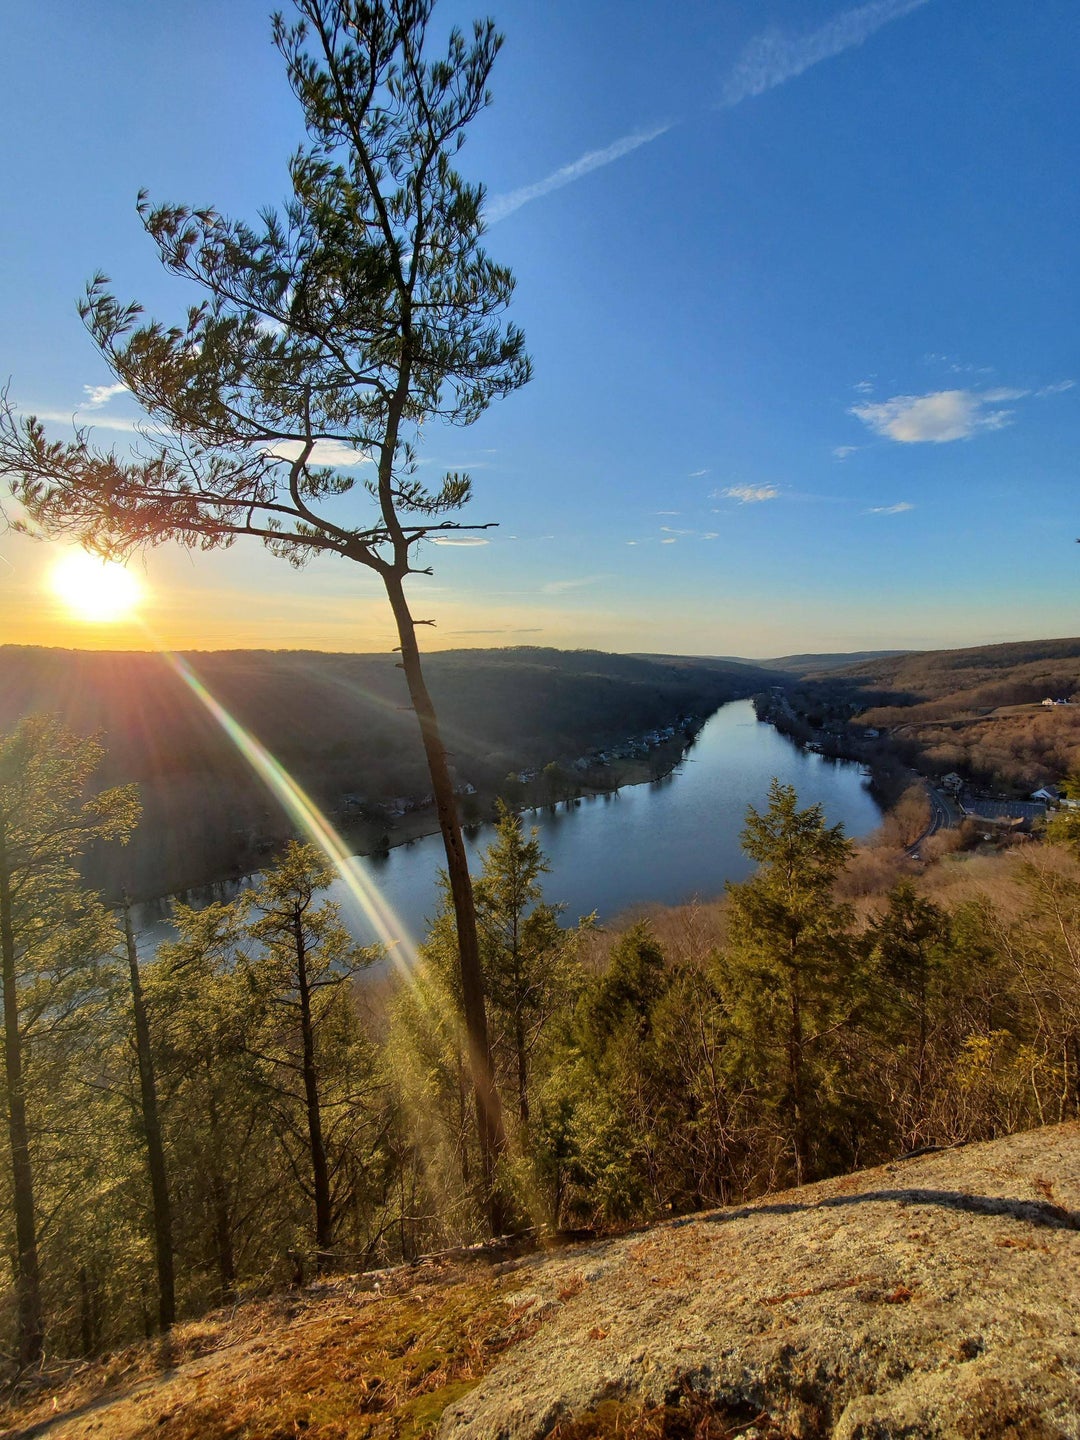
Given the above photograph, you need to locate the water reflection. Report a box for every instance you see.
[135,701,880,957]
[330,700,880,947]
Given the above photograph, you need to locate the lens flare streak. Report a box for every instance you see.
[166,650,422,983]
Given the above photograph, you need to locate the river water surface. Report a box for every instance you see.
[136,700,880,957]
[329,700,881,948]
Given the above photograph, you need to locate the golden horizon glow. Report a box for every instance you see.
[50,551,143,624]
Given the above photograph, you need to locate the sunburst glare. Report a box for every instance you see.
[51,550,143,623]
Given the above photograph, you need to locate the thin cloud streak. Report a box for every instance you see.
[542,574,610,594]
[717,484,781,504]
[30,408,145,435]
[484,0,928,228]
[721,0,932,108]
[485,122,672,224]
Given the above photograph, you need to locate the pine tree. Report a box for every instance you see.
[119,898,175,1332]
[0,0,531,1232]
[864,880,951,1147]
[149,899,262,1304]
[0,716,138,1365]
[475,805,580,1132]
[721,780,855,1186]
[241,842,380,1269]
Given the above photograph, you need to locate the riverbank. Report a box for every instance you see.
[331,727,705,860]
[136,703,883,946]
[140,725,708,917]
[754,690,913,813]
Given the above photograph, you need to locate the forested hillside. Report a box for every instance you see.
[3,714,1078,1382]
[0,646,772,898]
[826,635,1080,707]
[774,636,1080,794]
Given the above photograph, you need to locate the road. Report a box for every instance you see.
[906,782,959,857]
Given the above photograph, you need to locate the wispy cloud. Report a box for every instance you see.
[866,501,914,514]
[31,407,144,434]
[268,438,372,467]
[833,445,859,460]
[1037,379,1076,397]
[923,352,996,377]
[688,468,710,478]
[853,380,875,395]
[721,0,932,108]
[716,484,781,504]
[484,0,927,228]
[542,574,610,594]
[850,388,1024,443]
[428,535,490,547]
[82,381,128,409]
[660,537,678,545]
[655,510,682,516]
[486,123,672,224]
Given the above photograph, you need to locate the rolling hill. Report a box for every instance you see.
[0,645,775,899]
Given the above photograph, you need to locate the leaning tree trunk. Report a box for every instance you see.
[122,898,175,1331]
[295,917,334,1267]
[0,816,44,1368]
[383,569,508,1235]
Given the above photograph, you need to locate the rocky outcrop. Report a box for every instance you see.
[440,1123,1080,1438]
[5,1124,1076,1439]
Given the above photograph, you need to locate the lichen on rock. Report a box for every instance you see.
[438,1122,1080,1439]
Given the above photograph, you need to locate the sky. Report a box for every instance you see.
[1,0,1077,659]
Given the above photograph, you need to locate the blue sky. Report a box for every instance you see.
[2,0,1077,657]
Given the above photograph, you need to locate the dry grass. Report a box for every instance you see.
[548,1394,793,1438]
[0,1262,541,1440]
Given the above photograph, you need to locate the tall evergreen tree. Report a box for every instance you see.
[864,880,952,1147]
[120,898,175,1332]
[0,0,530,1231]
[149,900,259,1306]
[722,780,855,1186]
[241,842,380,1268]
[475,805,580,1132]
[0,716,138,1365]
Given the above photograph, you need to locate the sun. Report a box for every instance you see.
[50,551,144,623]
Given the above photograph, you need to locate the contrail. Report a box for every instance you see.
[721,0,932,107]
[485,122,672,224]
[479,0,934,225]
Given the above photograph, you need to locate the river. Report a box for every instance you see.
[333,699,879,947]
[135,700,880,957]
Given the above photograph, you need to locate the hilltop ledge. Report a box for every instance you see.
[442,1123,1079,1438]
[4,1124,1076,1439]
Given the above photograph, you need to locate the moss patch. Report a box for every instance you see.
[1,1266,542,1440]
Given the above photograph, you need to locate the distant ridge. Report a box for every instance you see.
[659,650,914,674]
[758,649,914,673]
[0,644,775,899]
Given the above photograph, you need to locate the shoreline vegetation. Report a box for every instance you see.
[0,644,770,902]
[142,722,710,914]
[336,726,703,859]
